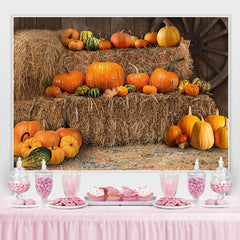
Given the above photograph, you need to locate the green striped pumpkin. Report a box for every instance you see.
[192,78,211,93]
[124,84,136,93]
[85,37,99,51]
[88,88,100,98]
[75,85,90,96]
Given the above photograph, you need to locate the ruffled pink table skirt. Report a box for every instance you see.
[0,196,240,240]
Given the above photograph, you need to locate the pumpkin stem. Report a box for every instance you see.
[20,132,30,142]
[129,63,139,74]
[85,26,88,31]
[216,108,219,116]
[51,141,55,150]
[188,106,192,116]
[163,20,170,28]
[128,30,133,35]
[68,33,72,39]
[224,117,228,128]
[199,114,204,122]
[149,79,152,86]
[120,30,125,33]
[63,99,70,128]
[28,98,37,121]
[42,119,48,131]
[165,58,184,72]
[171,80,179,90]
[64,67,69,74]
[99,55,106,62]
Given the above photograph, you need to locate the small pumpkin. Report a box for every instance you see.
[14,132,30,156]
[34,119,60,148]
[142,80,157,94]
[110,30,132,49]
[45,86,62,97]
[85,36,99,51]
[14,98,43,142]
[175,134,189,149]
[116,86,128,97]
[164,125,182,147]
[80,28,93,45]
[75,85,90,96]
[61,29,80,47]
[191,115,215,150]
[68,39,84,51]
[124,84,136,93]
[88,88,101,98]
[205,109,228,133]
[60,135,79,158]
[48,141,65,165]
[185,84,199,96]
[135,39,148,48]
[21,137,42,158]
[144,32,158,45]
[56,100,82,148]
[52,68,85,94]
[150,58,184,93]
[126,63,149,92]
[157,20,180,47]
[102,87,118,98]
[98,40,112,50]
[86,55,125,92]
[214,118,228,149]
[128,30,138,47]
[177,79,190,93]
[177,106,200,139]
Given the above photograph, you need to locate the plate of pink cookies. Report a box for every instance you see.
[48,197,87,209]
[9,198,40,208]
[153,197,193,209]
[200,198,231,208]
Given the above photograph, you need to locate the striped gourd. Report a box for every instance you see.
[88,88,100,98]
[124,84,136,93]
[80,29,93,45]
[21,147,52,168]
[85,37,99,51]
[75,85,90,96]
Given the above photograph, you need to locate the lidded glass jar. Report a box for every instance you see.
[35,159,53,203]
[211,157,232,200]
[8,157,30,199]
[187,159,206,204]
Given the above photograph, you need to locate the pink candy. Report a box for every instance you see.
[156,197,191,206]
[211,181,232,193]
[8,181,30,193]
[35,177,53,199]
[51,197,85,206]
[205,198,225,206]
[188,177,205,199]
[15,198,36,205]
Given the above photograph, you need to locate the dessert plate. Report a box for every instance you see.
[85,196,156,206]
[152,202,193,209]
[200,201,231,208]
[48,202,88,209]
[9,201,40,208]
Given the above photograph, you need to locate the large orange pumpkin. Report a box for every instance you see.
[150,58,184,93]
[56,100,82,148]
[61,29,80,47]
[14,99,43,142]
[21,137,42,158]
[214,118,228,149]
[85,56,125,92]
[110,30,132,49]
[126,63,149,92]
[52,69,85,94]
[164,125,182,147]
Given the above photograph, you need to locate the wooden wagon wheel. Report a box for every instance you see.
[150,17,228,89]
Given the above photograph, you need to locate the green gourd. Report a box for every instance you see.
[88,88,100,98]
[75,85,90,96]
[85,37,99,51]
[124,84,136,93]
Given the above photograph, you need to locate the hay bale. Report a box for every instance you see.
[14,29,193,101]
[14,93,217,147]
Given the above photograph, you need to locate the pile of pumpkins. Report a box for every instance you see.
[61,20,181,51]
[13,100,82,168]
[164,106,228,151]
[45,55,210,99]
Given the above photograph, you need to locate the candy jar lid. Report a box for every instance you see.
[35,159,53,177]
[212,157,231,179]
[10,157,28,179]
[188,159,206,178]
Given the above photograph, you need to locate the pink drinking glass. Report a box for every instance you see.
[160,171,178,198]
[62,172,81,198]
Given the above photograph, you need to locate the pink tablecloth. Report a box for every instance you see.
[0,196,240,240]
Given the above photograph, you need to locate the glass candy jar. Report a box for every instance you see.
[187,159,206,204]
[35,159,53,203]
[8,157,30,199]
[211,157,232,200]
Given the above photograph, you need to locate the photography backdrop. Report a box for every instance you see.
[0,1,239,197]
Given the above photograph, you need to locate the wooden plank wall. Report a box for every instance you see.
[13,17,228,116]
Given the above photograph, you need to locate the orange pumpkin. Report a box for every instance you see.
[126,63,149,92]
[135,39,148,48]
[56,101,82,148]
[21,137,42,158]
[45,86,62,97]
[144,32,158,45]
[61,29,80,47]
[85,56,125,92]
[48,142,65,165]
[214,118,228,149]
[142,80,157,94]
[98,40,112,50]
[52,69,85,94]
[185,84,199,96]
[14,132,30,156]
[14,99,43,142]
[68,39,84,51]
[177,106,200,139]
[34,120,60,148]
[150,58,184,93]
[117,86,128,96]
[164,125,182,147]
[60,136,79,158]
[110,30,132,49]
